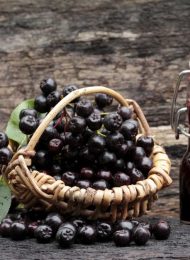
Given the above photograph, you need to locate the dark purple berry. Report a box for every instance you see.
[118,106,132,120]
[99,151,117,167]
[45,213,63,233]
[96,222,113,241]
[56,226,76,247]
[113,172,131,187]
[19,108,38,119]
[34,95,49,113]
[62,171,78,186]
[63,84,79,102]
[68,116,86,134]
[130,168,144,184]
[41,125,59,142]
[34,224,53,243]
[86,112,102,130]
[92,179,109,190]
[76,99,93,117]
[115,158,125,171]
[95,93,113,108]
[75,179,91,189]
[0,147,13,165]
[78,225,97,244]
[131,146,146,163]
[27,222,39,238]
[19,115,38,135]
[136,136,154,156]
[88,135,106,154]
[32,150,50,169]
[0,132,9,152]
[48,138,63,153]
[120,120,138,140]
[152,220,170,240]
[113,230,131,246]
[49,164,62,176]
[96,170,112,181]
[106,132,124,151]
[72,218,86,230]
[103,113,123,132]
[10,222,27,240]
[46,90,61,108]
[40,78,57,95]
[80,167,94,179]
[125,161,135,175]
[0,222,11,237]
[133,226,150,245]
[114,220,134,233]
[136,156,153,177]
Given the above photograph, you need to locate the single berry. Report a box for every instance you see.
[34,95,49,113]
[0,132,8,149]
[86,112,102,130]
[125,161,135,175]
[98,151,117,167]
[78,225,97,244]
[50,164,62,176]
[41,125,59,142]
[118,106,132,120]
[67,134,84,148]
[114,220,134,233]
[131,146,146,163]
[19,108,38,119]
[46,90,61,108]
[92,179,109,190]
[63,84,79,102]
[45,213,63,233]
[68,116,86,134]
[103,113,123,132]
[96,222,113,241]
[113,172,131,187]
[40,78,57,95]
[96,170,112,181]
[79,147,95,163]
[120,120,138,141]
[95,93,113,108]
[80,167,94,179]
[71,219,86,230]
[75,179,91,189]
[27,222,39,238]
[106,132,124,151]
[0,147,13,165]
[10,222,27,240]
[88,135,106,154]
[34,224,53,243]
[113,230,131,246]
[152,220,170,240]
[56,226,76,247]
[114,158,125,171]
[116,141,134,157]
[136,156,153,177]
[133,226,150,245]
[136,136,154,156]
[62,171,78,186]
[32,150,50,169]
[59,222,77,232]
[19,115,38,135]
[130,168,144,184]
[76,99,93,118]
[0,222,12,237]
[48,138,63,153]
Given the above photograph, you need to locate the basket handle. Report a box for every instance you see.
[26,86,151,152]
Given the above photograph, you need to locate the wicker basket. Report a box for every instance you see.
[2,86,172,222]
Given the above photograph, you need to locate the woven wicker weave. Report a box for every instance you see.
[2,86,172,222]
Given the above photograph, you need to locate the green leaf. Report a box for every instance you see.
[0,179,11,222]
[5,99,34,146]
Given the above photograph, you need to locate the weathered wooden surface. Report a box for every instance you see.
[0,0,190,128]
[0,217,190,260]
